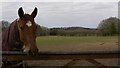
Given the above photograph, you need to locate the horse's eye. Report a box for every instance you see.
[20,27,23,30]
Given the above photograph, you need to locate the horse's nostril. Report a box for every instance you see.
[28,49,39,56]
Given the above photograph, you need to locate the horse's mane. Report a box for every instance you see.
[2,19,23,51]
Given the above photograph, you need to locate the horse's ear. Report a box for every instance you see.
[18,7,24,18]
[31,7,38,18]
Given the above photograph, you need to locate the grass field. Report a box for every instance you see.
[36,36,117,46]
[36,36,118,52]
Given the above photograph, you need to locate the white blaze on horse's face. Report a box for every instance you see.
[26,21,32,27]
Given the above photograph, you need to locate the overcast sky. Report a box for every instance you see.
[1,2,118,28]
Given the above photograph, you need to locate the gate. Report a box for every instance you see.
[1,51,119,68]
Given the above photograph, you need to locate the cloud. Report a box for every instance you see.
[1,2,118,28]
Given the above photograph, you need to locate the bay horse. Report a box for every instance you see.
[1,7,39,68]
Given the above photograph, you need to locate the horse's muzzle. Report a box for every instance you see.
[28,49,39,56]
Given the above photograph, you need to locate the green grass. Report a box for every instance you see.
[36,36,117,45]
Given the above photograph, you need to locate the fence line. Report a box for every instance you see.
[1,51,119,61]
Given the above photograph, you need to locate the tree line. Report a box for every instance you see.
[36,17,119,36]
[97,17,119,36]
[1,17,119,36]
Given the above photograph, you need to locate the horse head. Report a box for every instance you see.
[17,7,38,55]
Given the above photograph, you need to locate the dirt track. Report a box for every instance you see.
[38,42,118,52]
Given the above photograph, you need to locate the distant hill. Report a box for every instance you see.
[49,27,98,36]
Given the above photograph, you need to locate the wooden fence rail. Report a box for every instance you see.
[1,51,119,61]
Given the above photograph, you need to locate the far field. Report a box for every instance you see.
[36,36,117,45]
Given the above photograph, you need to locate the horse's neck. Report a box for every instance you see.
[2,19,23,51]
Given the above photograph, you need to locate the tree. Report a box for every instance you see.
[36,24,50,36]
[0,20,10,32]
[50,28,58,35]
[97,17,119,36]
